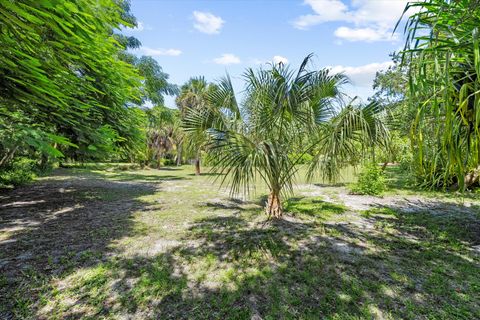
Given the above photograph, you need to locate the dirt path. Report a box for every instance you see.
[297,183,479,215]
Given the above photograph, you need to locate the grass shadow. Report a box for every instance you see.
[0,169,159,319]
[105,172,187,182]
[22,196,480,319]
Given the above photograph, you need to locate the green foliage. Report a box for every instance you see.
[177,76,220,171]
[401,0,480,190]
[185,55,354,217]
[184,55,392,217]
[309,100,391,182]
[145,105,181,167]
[289,152,313,165]
[0,0,179,179]
[0,157,36,188]
[135,56,178,105]
[0,0,141,130]
[350,163,386,196]
[0,0,164,176]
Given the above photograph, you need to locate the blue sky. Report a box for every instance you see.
[123,0,411,108]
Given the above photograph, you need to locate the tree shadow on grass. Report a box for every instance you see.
[30,203,480,319]
[187,172,223,177]
[201,201,252,213]
[0,169,161,319]
[104,172,187,182]
[128,202,479,318]
[369,201,480,248]
[3,186,479,319]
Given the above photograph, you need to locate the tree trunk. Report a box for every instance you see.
[381,161,388,172]
[0,146,18,167]
[265,191,282,218]
[156,151,163,169]
[195,158,200,175]
[176,143,182,166]
[39,153,49,171]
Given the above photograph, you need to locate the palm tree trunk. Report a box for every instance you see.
[195,157,200,175]
[265,190,282,218]
[156,151,163,169]
[176,143,182,166]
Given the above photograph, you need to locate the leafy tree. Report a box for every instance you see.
[186,56,392,218]
[135,56,178,105]
[372,54,407,107]
[0,0,142,167]
[369,55,414,170]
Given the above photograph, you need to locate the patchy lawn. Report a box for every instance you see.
[1,166,479,319]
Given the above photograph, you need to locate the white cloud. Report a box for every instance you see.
[293,0,350,29]
[249,56,289,66]
[334,26,397,42]
[293,0,412,42]
[328,61,393,87]
[213,53,241,65]
[272,55,289,65]
[141,47,182,57]
[193,11,225,34]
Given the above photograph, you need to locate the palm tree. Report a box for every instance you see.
[307,99,391,183]
[176,77,214,175]
[185,55,361,218]
[145,105,181,168]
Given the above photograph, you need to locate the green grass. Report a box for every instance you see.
[1,165,479,319]
[383,165,480,200]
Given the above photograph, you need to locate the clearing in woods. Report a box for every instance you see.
[1,165,479,319]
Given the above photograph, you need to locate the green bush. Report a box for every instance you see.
[288,152,313,165]
[0,158,37,187]
[350,163,386,196]
[398,151,413,173]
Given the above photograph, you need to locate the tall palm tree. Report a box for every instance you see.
[185,55,362,218]
[176,77,214,175]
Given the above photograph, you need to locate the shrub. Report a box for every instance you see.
[350,163,386,196]
[288,152,313,165]
[0,157,37,187]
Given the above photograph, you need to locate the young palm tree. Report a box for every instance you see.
[186,55,356,218]
[176,77,214,175]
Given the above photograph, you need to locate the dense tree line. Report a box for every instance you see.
[0,0,179,186]
[2,0,480,195]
